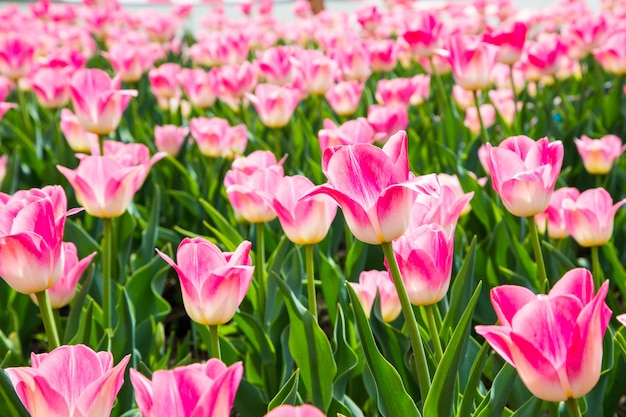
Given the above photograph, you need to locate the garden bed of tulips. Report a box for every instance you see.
[1,0,626,416]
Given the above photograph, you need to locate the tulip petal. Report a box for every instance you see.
[489,285,536,327]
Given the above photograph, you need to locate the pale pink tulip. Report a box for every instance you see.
[483,21,527,65]
[7,344,129,417]
[436,173,475,218]
[30,242,96,309]
[331,42,371,82]
[265,404,326,417]
[31,67,71,109]
[375,77,418,108]
[444,34,499,91]
[367,39,398,73]
[148,63,181,101]
[488,88,517,127]
[246,84,301,129]
[256,46,297,86]
[157,238,253,325]
[563,188,626,247]
[154,125,189,157]
[355,4,382,33]
[292,0,312,19]
[349,270,400,322]
[325,81,363,117]
[593,30,626,75]
[131,360,243,417]
[0,35,35,80]
[103,42,158,83]
[534,187,580,240]
[574,134,626,175]
[301,130,438,245]
[409,74,431,106]
[486,135,564,217]
[0,186,70,294]
[476,268,611,402]
[522,35,567,79]
[59,109,99,153]
[318,118,375,151]
[0,155,6,185]
[190,117,247,159]
[177,68,218,109]
[271,175,337,245]
[464,104,496,135]
[70,68,137,135]
[617,314,626,327]
[452,85,477,110]
[562,15,607,60]
[367,104,409,144]
[292,49,337,96]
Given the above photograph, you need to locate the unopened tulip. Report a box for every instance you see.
[486,135,563,217]
[246,84,301,129]
[0,35,34,81]
[301,130,438,245]
[574,134,626,175]
[562,188,626,247]
[401,10,441,59]
[331,42,371,82]
[148,62,181,101]
[190,117,247,159]
[177,67,218,109]
[444,34,499,91]
[154,124,189,157]
[483,21,527,65]
[156,238,254,326]
[375,77,417,108]
[293,49,337,96]
[349,270,401,322]
[318,118,375,151]
[103,42,158,83]
[325,80,363,117]
[59,109,99,153]
[367,104,409,143]
[31,67,71,109]
[367,39,398,73]
[476,268,611,402]
[592,30,626,75]
[131,360,243,417]
[464,104,496,135]
[256,46,297,86]
[534,187,580,240]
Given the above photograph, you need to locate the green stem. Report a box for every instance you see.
[381,241,431,400]
[423,304,443,364]
[98,134,107,156]
[16,87,32,135]
[255,222,267,328]
[102,217,114,332]
[208,324,221,360]
[35,290,60,350]
[527,216,547,292]
[564,398,582,417]
[508,64,519,127]
[273,128,282,157]
[473,90,489,144]
[591,246,604,291]
[305,244,317,318]
[239,98,247,126]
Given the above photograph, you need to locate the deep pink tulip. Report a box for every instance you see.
[271,175,337,245]
[246,84,301,129]
[318,118,375,151]
[593,30,626,75]
[523,35,567,79]
[367,104,409,144]
[148,62,181,100]
[157,238,254,325]
[0,35,34,80]
[0,186,71,294]
[103,42,158,83]
[131,360,243,417]
[483,21,527,65]
[154,124,189,157]
[59,109,99,153]
[563,15,607,60]
[401,10,441,59]
[325,80,363,117]
[57,142,166,218]
[534,187,580,240]
[562,188,626,247]
[486,135,564,217]
[349,270,401,322]
[367,39,398,74]
[302,130,438,245]
[70,68,137,135]
[190,117,247,159]
[265,404,325,417]
[7,344,129,417]
[31,67,71,109]
[30,242,96,309]
[475,268,611,402]
[444,34,499,91]
[177,68,218,109]
[574,134,626,175]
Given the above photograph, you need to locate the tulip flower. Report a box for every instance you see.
[325,80,363,117]
[216,62,257,107]
[464,104,496,135]
[293,49,337,96]
[485,135,564,217]
[256,45,297,86]
[59,109,99,153]
[444,34,499,91]
[574,134,626,175]
[156,238,254,326]
[475,268,611,402]
[317,118,375,151]
[331,42,371,82]
[177,67,218,109]
[0,35,34,81]
[130,360,243,417]
[349,270,401,322]
[367,104,409,144]
[401,10,441,59]
[30,242,96,309]
[6,344,130,417]
[534,187,580,240]
[154,124,189,157]
[70,68,138,135]
[562,188,626,248]
[149,62,181,101]
[265,404,326,417]
[592,30,626,75]
[246,84,301,129]
[522,35,567,80]
[0,155,7,186]
[190,117,247,159]
[367,39,398,73]
[375,77,418,108]
[103,42,158,83]
[483,21,527,65]
[31,67,71,109]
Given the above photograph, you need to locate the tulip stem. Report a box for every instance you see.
[16,88,32,135]
[35,290,60,350]
[423,304,443,364]
[98,134,106,156]
[381,241,431,400]
[564,398,582,417]
[591,246,604,291]
[102,217,113,332]
[527,216,547,292]
[208,324,221,360]
[473,90,489,144]
[255,222,267,328]
[508,64,519,127]
[305,244,317,318]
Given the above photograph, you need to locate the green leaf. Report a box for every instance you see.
[456,341,490,417]
[423,282,482,417]
[138,184,161,266]
[332,305,359,398]
[268,369,300,411]
[232,312,276,366]
[346,283,421,417]
[509,396,543,417]
[274,275,337,412]
[64,265,95,344]
[199,198,244,251]
[68,299,94,346]
[473,363,517,417]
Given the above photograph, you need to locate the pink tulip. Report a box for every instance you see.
[131,360,243,417]
[0,155,6,185]
[59,109,99,153]
[367,104,409,144]
[488,88,517,127]
[7,344,130,417]
[325,80,363,117]
[301,130,438,245]
[256,46,297,86]
[190,117,247,159]
[103,42,158,83]
[534,187,580,240]
[148,63,181,101]
[574,134,626,175]
[452,85,477,110]
[57,141,166,218]
[157,238,253,325]
[562,15,607,60]
[154,124,189,157]
[30,242,96,309]
[618,314,626,327]
[330,42,371,82]
[483,21,527,65]
[292,49,337,96]
[292,0,313,19]
[0,186,71,294]
[401,10,441,59]
[177,68,218,109]
[436,173,475,218]
[367,39,398,73]
[475,268,611,402]
[246,84,301,129]
[409,74,431,106]
[70,68,137,135]
[0,35,35,80]
[593,31,626,75]
[265,404,325,417]
[464,104,496,135]
[318,118,375,151]
[349,270,401,322]
[375,77,418,108]
[217,62,258,104]
[444,34,499,91]
[271,175,337,245]
[486,135,564,217]
[31,67,71,109]
[523,35,567,79]
[562,188,626,247]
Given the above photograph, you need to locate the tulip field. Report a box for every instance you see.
[2,0,626,416]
